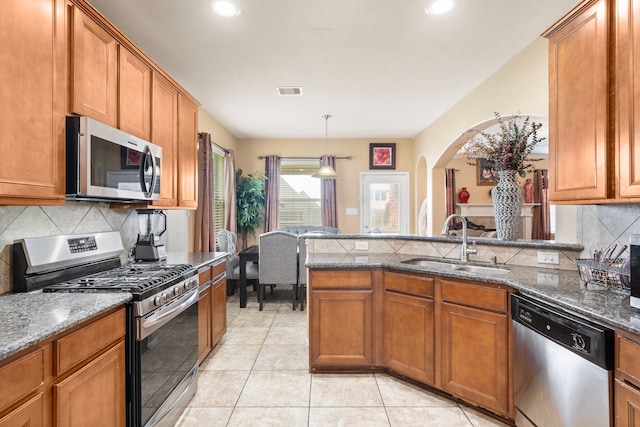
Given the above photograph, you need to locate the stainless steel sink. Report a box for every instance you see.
[401,258,510,275]
[400,259,460,270]
[452,264,510,275]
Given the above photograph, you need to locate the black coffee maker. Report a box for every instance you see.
[134,209,167,261]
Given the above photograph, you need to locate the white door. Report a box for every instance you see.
[360,172,409,234]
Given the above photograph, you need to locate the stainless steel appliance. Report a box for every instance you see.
[629,234,640,308]
[511,293,614,427]
[12,232,198,427]
[134,209,168,261]
[66,115,162,202]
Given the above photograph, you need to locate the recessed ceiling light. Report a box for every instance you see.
[425,0,454,15]
[212,1,241,17]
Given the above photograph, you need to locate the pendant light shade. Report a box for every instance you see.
[312,114,338,179]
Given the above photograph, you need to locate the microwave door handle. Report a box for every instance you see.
[149,145,158,198]
[138,145,155,198]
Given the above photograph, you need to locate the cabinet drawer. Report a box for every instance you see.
[440,279,507,313]
[198,268,212,284]
[210,260,226,280]
[55,308,125,375]
[310,270,372,289]
[384,271,433,298]
[0,347,46,410]
[618,335,640,384]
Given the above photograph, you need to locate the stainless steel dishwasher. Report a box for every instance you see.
[511,293,614,427]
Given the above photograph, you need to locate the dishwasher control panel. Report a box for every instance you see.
[511,293,614,369]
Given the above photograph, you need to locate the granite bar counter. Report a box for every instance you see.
[306,252,640,336]
[165,251,228,271]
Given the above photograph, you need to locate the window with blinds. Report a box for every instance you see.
[213,148,225,234]
[278,159,322,228]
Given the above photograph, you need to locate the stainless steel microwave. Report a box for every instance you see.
[66,116,162,202]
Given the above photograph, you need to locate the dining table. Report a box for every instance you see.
[238,245,259,308]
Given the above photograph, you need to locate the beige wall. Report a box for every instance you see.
[414,37,551,235]
[234,137,415,240]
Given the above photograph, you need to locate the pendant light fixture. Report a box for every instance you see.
[312,114,339,179]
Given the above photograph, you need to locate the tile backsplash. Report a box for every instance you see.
[576,204,640,260]
[0,202,139,295]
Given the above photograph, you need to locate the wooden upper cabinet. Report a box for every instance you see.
[118,46,151,141]
[617,0,640,198]
[177,94,199,209]
[0,0,66,204]
[151,72,178,207]
[71,6,118,127]
[544,0,609,202]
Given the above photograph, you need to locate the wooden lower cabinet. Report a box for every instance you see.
[310,289,374,368]
[211,273,228,346]
[54,341,125,427]
[198,260,227,363]
[440,302,509,415]
[615,379,640,426]
[0,393,45,427]
[384,291,434,385]
[0,307,125,427]
[308,268,513,420]
[198,283,213,363]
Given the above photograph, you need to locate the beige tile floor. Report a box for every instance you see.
[176,288,511,427]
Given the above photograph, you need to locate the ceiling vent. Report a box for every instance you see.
[277,86,303,96]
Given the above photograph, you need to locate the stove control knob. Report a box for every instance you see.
[173,286,181,296]
[154,294,163,306]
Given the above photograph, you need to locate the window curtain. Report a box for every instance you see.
[264,155,280,232]
[195,133,215,252]
[532,169,551,240]
[445,168,456,218]
[321,155,338,227]
[224,149,237,233]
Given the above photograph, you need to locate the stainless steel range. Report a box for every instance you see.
[12,232,199,427]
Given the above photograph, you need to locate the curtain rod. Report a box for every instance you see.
[257,155,352,160]
[197,132,229,154]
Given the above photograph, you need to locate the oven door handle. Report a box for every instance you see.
[139,289,198,340]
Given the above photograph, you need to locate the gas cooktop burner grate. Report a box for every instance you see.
[43,263,196,299]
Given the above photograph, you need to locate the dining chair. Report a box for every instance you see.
[258,231,299,311]
[217,229,259,295]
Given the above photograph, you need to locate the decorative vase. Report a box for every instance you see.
[491,170,523,241]
[458,187,470,203]
[524,178,534,204]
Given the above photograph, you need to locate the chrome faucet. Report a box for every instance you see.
[441,214,477,262]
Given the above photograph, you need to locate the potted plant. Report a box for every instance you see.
[235,169,266,249]
[459,113,544,240]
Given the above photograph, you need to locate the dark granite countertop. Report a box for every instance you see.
[0,292,131,360]
[306,252,639,335]
[0,251,228,362]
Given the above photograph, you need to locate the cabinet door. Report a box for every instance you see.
[0,0,65,204]
[151,72,178,207]
[545,0,609,201]
[440,302,509,416]
[310,290,373,368]
[176,94,198,209]
[54,340,125,427]
[0,393,44,427]
[616,379,640,426]
[198,284,212,363]
[617,0,640,198]
[71,7,118,127]
[118,46,151,140]
[384,291,434,384]
[211,276,227,347]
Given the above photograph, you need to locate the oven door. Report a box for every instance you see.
[130,288,199,427]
